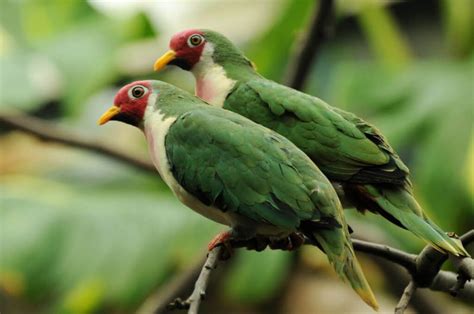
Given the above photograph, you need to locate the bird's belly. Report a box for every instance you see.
[227,211,293,239]
[254,224,293,239]
[174,188,232,226]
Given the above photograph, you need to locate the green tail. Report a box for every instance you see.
[311,228,379,311]
[364,185,469,257]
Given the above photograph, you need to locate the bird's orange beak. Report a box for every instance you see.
[97,105,121,125]
[153,50,176,72]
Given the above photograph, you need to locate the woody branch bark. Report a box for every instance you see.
[285,0,335,89]
[0,111,156,174]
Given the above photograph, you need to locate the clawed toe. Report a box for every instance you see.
[269,233,305,251]
[208,231,234,260]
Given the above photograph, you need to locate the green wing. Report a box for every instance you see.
[224,79,409,184]
[165,106,341,230]
[165,106,379,307]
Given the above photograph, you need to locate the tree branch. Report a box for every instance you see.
[352,238,417,272]
[394,281,417,314]
[360,231,474,299]
[166,247,223,314]
[285,0,335,89]
[2,111,473,312]
[158,231,473,313]
[0,111,156,174]
[136,255,207,314]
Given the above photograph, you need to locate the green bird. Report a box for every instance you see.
[98,80,379,309]
[153,29,469,257]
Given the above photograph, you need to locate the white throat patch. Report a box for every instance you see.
[143,95,176,185]
[142,98,232,227]
[192,43,236,107]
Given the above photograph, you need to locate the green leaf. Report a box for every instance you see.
[357,1,412,71]
[246,0,315,81]
[0,1,156,115]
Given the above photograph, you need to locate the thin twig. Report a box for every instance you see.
[394,281,417,314]
[161,232,473,314]
[285,0,335,89]
[355,235,473,297]
[166,247,223,314]
[352,238,417,272]
[461,229,474,244]
[187,247,221,314]
[0,112,156,174]
[136,256,206,314]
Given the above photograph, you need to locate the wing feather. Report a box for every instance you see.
[225,80,409,184]
[165,107,338,229]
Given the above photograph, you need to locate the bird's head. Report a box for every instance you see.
[98,81,154,128]
[154,29,253,73]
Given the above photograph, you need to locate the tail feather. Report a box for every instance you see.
[311,229,379,311]
[364,185,469,257]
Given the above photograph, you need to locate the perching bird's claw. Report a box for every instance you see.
[269,233,305,251]
[208,231,234,260]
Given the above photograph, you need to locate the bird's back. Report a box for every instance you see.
[225,78,409,185]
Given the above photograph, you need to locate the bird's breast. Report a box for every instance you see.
[194,63,235,107]
[144,109,232,227]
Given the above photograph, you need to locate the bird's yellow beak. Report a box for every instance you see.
[153,50,176,72]
[97,105,121,125]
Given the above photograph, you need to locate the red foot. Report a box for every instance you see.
[207,230,232,251]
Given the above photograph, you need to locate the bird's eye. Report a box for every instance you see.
[187,34,204,47]
[129,85,147,99]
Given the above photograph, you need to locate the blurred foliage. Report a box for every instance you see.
[246,0,314,81]
[1,0,473,313]
[441,0,473,58]
[1,168,219,312]
[357,0,412,71]
[0,0,154,114]
[320,59,474,232]
[223,250,290,304]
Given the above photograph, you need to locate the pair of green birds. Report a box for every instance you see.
[98,29,469,310]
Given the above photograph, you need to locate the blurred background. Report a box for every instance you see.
[0,0,473,313]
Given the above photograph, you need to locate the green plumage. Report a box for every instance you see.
[150,84,378,308]
[166,108,321,229]
[223,77,468,256]
[225,80,404,182]
[188,30,469,257]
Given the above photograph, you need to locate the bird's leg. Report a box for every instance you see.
[208,230,241,260]
[289,232,305,249]
[207,230,233,251]
[208,228,258,259]
[269,232,305,251]
[247,236,270,251]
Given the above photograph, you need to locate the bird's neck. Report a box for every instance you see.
[193,61,236,107]
[192,45,258,107]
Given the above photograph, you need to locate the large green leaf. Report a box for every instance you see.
[245,0,315,81]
